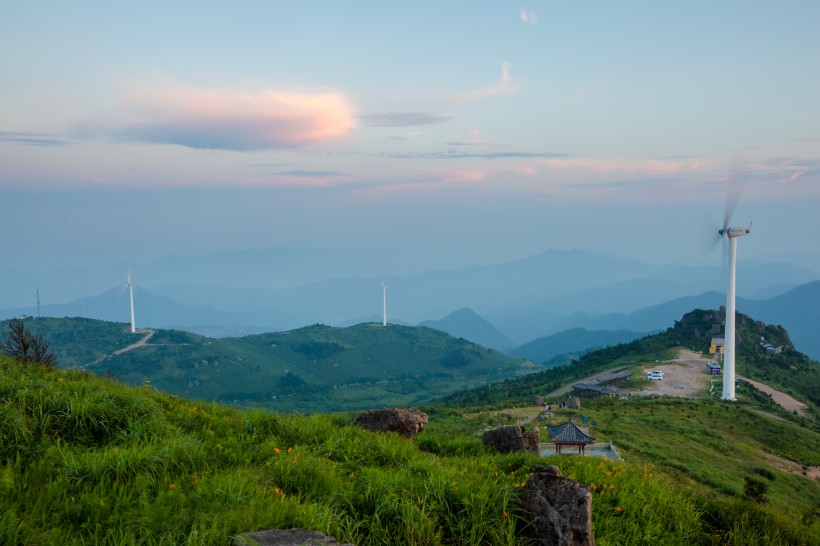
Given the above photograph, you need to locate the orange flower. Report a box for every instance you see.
[274,447,281,454]
[615,506,623,513]
[169,484,176,490]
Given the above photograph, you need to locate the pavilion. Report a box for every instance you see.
[546,420,596,455]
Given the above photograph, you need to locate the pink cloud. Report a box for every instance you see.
[86,85,355,151]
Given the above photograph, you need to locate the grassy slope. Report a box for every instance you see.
[7,318,538,413]
[0,357,710,546]
[2,358,817,545]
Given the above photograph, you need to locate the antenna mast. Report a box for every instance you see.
[36,289,40,319]
[381,279,388,326]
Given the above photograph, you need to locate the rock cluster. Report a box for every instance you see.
[519,465,595,546]
[352,408,428,438]
[481,424,540,453]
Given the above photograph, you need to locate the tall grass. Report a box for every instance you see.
[1,357,818,545]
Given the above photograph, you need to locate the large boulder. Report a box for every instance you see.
[519,465,595,546]
[352,408,428,438]
[234,528,353,546]
[482,424,540,453]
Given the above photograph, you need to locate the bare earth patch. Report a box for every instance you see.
[762,453,820,480]
[631,349,713,399]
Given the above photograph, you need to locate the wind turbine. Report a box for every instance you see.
[381,279,388,326]
[127,274,137,333]
[717,213,751,401]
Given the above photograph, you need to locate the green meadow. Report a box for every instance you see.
[2,355,819,545]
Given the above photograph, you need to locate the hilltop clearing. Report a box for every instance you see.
[439,309,819,421]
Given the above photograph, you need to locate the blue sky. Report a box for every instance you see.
[1,1,818,272]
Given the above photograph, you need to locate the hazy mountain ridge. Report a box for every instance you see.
[2,248,817,359]
[509,327,651,363]
[418,308,514,350]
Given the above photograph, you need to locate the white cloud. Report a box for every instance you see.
[520,9,538,24]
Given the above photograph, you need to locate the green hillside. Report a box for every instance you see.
[439,309,820,418]
[4,318,538,413]
[2,354,818,544]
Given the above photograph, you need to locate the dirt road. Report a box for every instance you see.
[736,374,810,419]
[113,329,155,355]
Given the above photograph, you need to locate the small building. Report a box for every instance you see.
[709,337,725,355]
[706,361,721,376]
[570,367,631,398]
[572,383,617,398]
[547,420,596,455]
[762,343,782,355]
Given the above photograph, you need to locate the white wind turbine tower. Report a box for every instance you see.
[718,212,751,401]
[127,274,137,333]
[381,279,388,326]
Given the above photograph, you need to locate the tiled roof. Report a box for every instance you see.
[572,383,616,395]
[547,421,595,444]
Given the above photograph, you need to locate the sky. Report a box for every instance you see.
[1,1,819,274]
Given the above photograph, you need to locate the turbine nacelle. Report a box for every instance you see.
[718,226,751,239]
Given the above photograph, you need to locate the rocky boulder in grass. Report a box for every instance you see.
[234,528,353,546]
[352,408,428,438]
[482,424,540,453]
[518,465,595,546]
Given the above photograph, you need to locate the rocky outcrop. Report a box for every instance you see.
[519,465,595,546]
[352,408,428,438]
[482,424,540,453]
[533,395,545,407]
[566,396,581,409]
[234,528,353,546]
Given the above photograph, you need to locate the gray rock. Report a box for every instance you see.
[352,408,428,438]
[234,528,353,546]
[519,465,595,546]
[533,395,545,407]
[482,424,540,453]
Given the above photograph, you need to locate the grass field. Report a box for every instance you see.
[2,356,819,545]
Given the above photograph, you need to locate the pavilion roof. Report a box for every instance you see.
[546,420,595,444]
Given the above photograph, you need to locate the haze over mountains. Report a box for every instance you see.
[1,248,818,360]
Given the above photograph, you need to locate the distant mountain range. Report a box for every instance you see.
[2,249,817,360]
[508,328,651,363]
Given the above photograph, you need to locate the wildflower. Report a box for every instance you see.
[287,447,292,453]
[274,447,281,454]
[503,511,508,518]
[615,506,623,513]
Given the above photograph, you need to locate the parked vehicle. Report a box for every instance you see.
[647,371,664,380]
